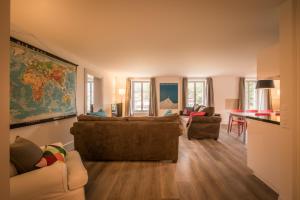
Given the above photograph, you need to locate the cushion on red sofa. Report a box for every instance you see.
[188,112,206,122]
[190,111,206,117]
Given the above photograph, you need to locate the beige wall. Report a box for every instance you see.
[247,120,282,192]
[257,44,280,80]
[279,0,297,198]
[247,1,298,199]
[297,0,300,198]
[0,0,10,198]
[213,76,239,124]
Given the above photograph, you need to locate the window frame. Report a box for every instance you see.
[245,79,258,110]
[187,79,207,107]
[132,80,150,113]
[86,74,94,113]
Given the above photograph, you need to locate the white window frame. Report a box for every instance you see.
[132,80,150,113]
[245,79,258,110]
[187,78,207,107]
[86,74,94,113]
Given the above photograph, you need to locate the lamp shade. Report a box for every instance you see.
[256,80,275,89]
[118,88,125,96]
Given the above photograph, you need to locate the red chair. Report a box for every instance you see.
[246,109,258,113]
[228,109,246,136]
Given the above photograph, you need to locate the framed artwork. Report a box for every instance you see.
[10,37,77,129]
[160,83,178,109]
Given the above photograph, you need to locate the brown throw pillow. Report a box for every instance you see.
[10,136,43,174]
[199,107,215,116]
[193,104,201,112]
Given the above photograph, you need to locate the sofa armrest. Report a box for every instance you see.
[10,162,68,200]
[214,113,221,117]
[66,151,88,190]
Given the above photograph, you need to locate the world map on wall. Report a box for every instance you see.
[10,39,77,127]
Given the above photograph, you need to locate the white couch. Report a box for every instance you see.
[10,150,88,200]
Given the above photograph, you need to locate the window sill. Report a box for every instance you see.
[133,112,149,116]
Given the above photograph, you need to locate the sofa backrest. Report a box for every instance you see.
[199,107,215,116]
[77,114,180,122]
[72,114,182,137]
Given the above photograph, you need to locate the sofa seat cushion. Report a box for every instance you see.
[66,151,88,191]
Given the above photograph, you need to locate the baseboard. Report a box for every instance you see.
[252,171,280,196]
[64,140,74,151]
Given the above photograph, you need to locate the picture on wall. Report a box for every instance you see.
[160,83,178,109]
[10,37,77,129]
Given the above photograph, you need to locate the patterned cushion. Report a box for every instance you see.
[35,144,67,168]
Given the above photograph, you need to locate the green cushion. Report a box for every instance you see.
[88,109,107,117]
[163,109,173,116]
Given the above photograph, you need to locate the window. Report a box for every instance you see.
[187,79,206,107]
[86,74,94,113]
[132,80,150,113]
[245,80,258,110]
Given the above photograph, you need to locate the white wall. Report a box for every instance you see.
[213,76,239,124]
[10,66,85,150]
[0,0,10,198]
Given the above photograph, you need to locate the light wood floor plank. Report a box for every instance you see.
[85,127,278,200]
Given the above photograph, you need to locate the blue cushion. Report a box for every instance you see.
[163,109,173,116]
[88,110,107,117]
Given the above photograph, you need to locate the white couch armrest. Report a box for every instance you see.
[66,151,88,190]
[10,162,68,200]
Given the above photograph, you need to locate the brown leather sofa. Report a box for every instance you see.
[180,106,222,140]
[70,115,182,162]
[187,115,222,140]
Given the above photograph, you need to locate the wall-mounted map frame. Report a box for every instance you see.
[10,37,77,129]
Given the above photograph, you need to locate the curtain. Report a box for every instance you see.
[266,89,273,110]
[125,78,132,116]
[182,77,188,109]
[258,89,273,111]
[238,77,245,110]
[149,78,158,116]
[206,77,214,107]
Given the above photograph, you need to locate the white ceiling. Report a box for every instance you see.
[11,0,282,77]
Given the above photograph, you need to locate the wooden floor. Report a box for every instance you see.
[84,127,278,200]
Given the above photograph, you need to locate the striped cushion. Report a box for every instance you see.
[35,144,67,168]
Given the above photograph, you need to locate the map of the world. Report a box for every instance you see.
[10,39,77,128]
